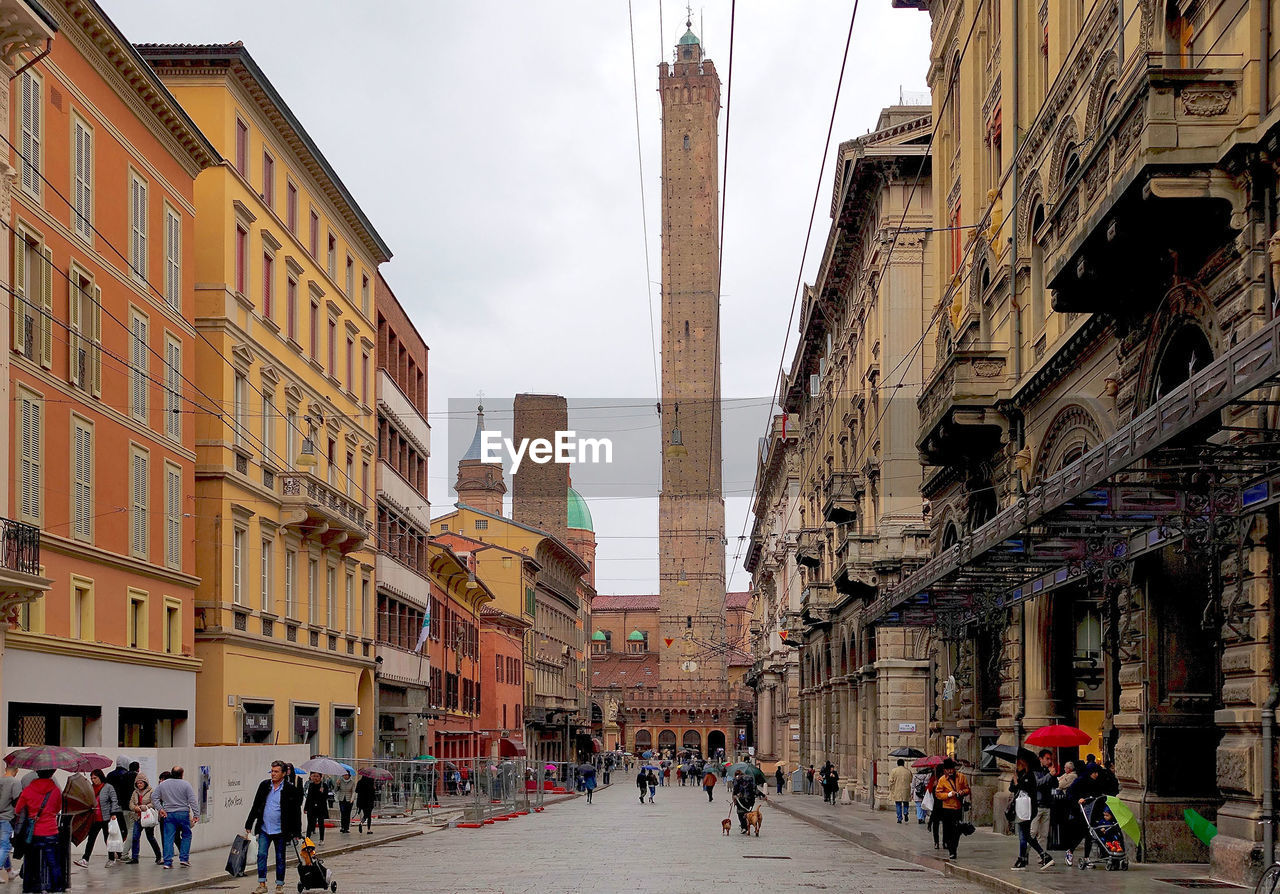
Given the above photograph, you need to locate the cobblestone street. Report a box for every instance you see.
[189,784,988,894]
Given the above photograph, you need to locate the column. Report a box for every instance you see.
[758,685,775,758]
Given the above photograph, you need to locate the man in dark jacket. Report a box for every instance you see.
[1063,761,1106,866]
[106,756,136,845]
[244,760,303,894]
[303,772,330,842]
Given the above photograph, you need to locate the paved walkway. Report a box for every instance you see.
[186,775,990,894]
[772,790,1234,894]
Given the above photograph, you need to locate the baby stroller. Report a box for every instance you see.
[1077,796,1129,871]
[293,837,338,892]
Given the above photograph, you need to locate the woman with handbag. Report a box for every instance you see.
[126,773,162,864]
[76,768,122,867]
[1009,759,1054,870]
[14,768,65,892]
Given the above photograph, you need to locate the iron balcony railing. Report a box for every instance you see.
[1,516,40,576]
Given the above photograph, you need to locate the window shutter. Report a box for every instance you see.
[74,424,91,540]
[39,247,51,368]
[166,341,181,441]
[91,286,102,396]
[11,232,24,351]
[68,279,81,385]
[18,398,35,521]
[132,452,147,556]
[19,74,34,193]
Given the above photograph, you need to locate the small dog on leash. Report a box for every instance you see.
[721,817,733,836]
[745,808,763,837]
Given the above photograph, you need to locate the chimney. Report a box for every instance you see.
[512,393,569,543]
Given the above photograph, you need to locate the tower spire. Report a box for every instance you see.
[455,402,506,515]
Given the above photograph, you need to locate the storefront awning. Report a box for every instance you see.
[499,738,527,757]
[870,313,1280,627]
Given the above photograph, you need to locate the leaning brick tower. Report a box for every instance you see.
[657,19,727,705]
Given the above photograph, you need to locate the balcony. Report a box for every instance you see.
[279,472,369,553]
[833,533,878,598]
[917,348,1009,465]
[0,517,49,605]
[821,471,862,524]
[795,531,823,569]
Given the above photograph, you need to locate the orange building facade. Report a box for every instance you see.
[3,0,217,749]
[478,606,528,759]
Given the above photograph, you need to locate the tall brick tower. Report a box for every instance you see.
[658,21,726,697]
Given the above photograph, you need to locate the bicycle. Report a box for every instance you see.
[1255,860,1280,894]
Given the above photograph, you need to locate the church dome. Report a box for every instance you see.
[568,487,593,532]
[678,28,700,46]
[592,630,607,641]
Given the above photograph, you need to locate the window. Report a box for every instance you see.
[310,300,319,359]
[234,373,247,447]
[261,540,273,612]
[235,118,248,176]
[361,461,368,499]
[13,234,51,367]
[286,407,298,470]
[164,463,181,569]
[130,310,148,421]
[327,439,337,487]
[233,528,245,605]
[328,319,336,375]
[72,116,92,241]
[234,226,247,295]
[262,390,275,456]
[164,208,181,309]
[286,277,298,341]
[69,272,101,395]
[164,599,181,654]
[129,174,147,281]
[286,181,298,232]
[345,453,353,497]
[474,519,488,531]
[70,579,93,641]
[345,255,353,295]
[360,578,369,638]
[361,352,369,405]
[17,389,40,524]
[262,251,274,319]
[261,150,274,207]
[130,448,148,559]
[361,274,369,316]
[128,591,147,649]
[285,549,297,619]
[308,558,318,624]
[309,210,319,258]
[327,233,336,278]
[345,573,354,633]
[72,419,92,542]
[164,337,181,442]
[346,337,354,391]
[18,70,40,198]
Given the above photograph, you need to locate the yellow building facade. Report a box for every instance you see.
[139,44,391,758]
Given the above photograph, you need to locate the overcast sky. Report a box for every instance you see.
[108,0,932,595]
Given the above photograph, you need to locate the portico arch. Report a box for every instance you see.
[682,729,701,751]
[707,729,726,757]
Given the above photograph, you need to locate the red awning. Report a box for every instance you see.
[591,737,603,753]
[499,738,527,757]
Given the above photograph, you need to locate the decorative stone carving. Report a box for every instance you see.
[1216,743,1253,795]
[1181,88,1233,117]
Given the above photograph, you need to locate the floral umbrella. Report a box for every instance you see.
[357,767,393,781]
[5,745,89,772]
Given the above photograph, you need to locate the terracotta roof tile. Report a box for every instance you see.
[589,652,660,689]
[591,594,659,612]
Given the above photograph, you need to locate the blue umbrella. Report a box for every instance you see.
[339,763,355,776]
[641,765,659,771]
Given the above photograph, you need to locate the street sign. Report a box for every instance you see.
[898,722,917,733]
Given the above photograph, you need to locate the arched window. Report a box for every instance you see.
[1062,145,1081,184]
[1030,203,1047,339]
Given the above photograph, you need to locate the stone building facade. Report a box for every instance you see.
[864,0,1280,878]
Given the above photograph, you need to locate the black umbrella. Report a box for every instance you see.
[983,743,1038,765]
[889,747,927,759]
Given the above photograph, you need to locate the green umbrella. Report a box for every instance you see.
[414,755,436,761]
[1105,796,1140,844]
[728,761,766,784]
[1184,808,1218,846]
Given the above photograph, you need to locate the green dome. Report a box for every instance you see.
[627,630,645,642]
[592,630,607,641]
[678,28,700,46]
[568,487,593,532]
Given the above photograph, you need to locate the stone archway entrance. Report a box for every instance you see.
[634,729,652,753]
[707,729,726,758]
[658,729,677,755]
[682,729,701,752]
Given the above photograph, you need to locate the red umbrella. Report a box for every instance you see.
[912,755,945,768]
[77,752,114,772]
[4,745,87,771]
[358,767,393,781]
[1026,724,1093,747]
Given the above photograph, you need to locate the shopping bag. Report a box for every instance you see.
[106,823,124,853]
[226,833,250,877]
[921,790,935,812]
[140,807,159,829]
[1015,791,1033,822]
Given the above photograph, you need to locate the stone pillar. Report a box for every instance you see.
[1023,595,1060,727]
[758,685,775,758]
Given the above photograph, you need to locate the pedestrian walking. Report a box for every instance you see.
[1031,750,1058,849]
[775,764,786,794]
[912,768,931,824]
[636,768,647,804]
[1062,761,1106,866]
[889,759,914,823]
[76,768,123,867]
[245,760,303,894]
[582,766,596,804]
[703,768,717,803]
[1009,759,1053,870]
[105,756,136,851]
[821,761,839,803]
[335,771,355,833]
[354,773,376,834]
[731,770,761,835]
[304,772,329,842]
[646,769,658,803]
[125,772,162,864]
[154,765,199,869]
[926,767,944,847]
[15,769,65,893]
[805,765,816,795]
[0,765,19,883]
[934,759,971,861]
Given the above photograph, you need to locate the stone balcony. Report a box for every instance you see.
[795,530,824,569]
[822,471,862,524]
[279,472,370,553]
[917,348,1009,465]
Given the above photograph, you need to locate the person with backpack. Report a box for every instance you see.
[14,769,65,892]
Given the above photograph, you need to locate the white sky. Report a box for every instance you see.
[106,0,932,595]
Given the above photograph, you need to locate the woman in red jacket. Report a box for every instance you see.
[15,769,65,892]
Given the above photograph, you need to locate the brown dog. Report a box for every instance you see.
[745,807,763,837]
[721,817,732,836]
